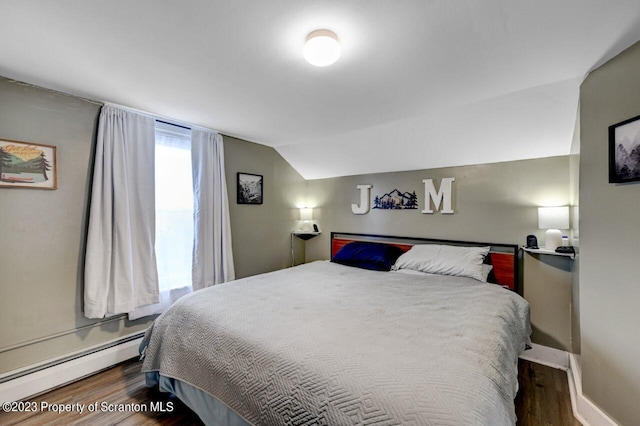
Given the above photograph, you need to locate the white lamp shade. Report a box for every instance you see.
[300,208,313,221]
[538,206,570,230]
[303,30,340,66]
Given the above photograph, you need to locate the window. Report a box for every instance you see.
[85,104,233,320]
[155,121,193,301]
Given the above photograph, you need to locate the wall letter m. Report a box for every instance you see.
[422,178,455,214]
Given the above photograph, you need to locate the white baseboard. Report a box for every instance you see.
[0,334,143,403]
[519,343,569,370]
[520,344,618,426]
[567,353,619,426]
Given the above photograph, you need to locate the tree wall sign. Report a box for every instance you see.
[373,189,418,210]
[0,139,57,190]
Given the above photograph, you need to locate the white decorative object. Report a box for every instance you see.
[422,178,455,214]
[300,207,313,231]
[538,206,570,250]
[303,30,341,67]
[351,185,372,214]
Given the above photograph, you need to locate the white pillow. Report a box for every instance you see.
[392,263,493,282]
[391,244,490,281]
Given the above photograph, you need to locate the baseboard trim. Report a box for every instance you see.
[520,345,618,426]
[0,333,144,403]
[519,343,569,370]
[567,353,619,426]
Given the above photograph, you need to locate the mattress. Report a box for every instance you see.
[141,260,531,425]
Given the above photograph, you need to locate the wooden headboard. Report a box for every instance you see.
[331,232,520,293]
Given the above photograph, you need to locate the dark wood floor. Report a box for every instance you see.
[515,360,581,426]
[0,359,579,425]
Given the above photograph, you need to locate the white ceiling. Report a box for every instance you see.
[2,1,640,179]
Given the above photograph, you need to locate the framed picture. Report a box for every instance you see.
[0,139,57,190]
[237,172,263,204]
[609,114,640,183]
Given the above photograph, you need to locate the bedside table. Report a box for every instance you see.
[290,231,321,266]
[292,231,321,241]
[521,247,574,352]
[522,246,575,259]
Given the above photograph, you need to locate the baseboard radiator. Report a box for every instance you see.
[0,333,144,403]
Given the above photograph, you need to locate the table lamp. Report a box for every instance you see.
[538,206,570,250]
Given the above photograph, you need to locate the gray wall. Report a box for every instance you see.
[223,135,306,278]
[579,41,640,425]
[522,252,573,351]
[0,77,306,374]
[0,77,155,373]
[569,104,581,355]
[305,157,570,260]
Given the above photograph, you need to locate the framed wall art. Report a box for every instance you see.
[609,114,640,183]
[237,172,263,204]
[0,139,57,190]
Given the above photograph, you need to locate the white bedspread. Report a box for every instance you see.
[142,261,531,425]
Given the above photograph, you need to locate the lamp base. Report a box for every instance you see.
[544,229,562,250]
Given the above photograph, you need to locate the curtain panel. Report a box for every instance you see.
[84,105,159,319]
[191,129,235,289]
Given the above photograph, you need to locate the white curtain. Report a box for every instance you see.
[191,129,235,289]
[84,105,159,319]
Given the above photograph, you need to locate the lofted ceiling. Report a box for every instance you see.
[1,1,640,179]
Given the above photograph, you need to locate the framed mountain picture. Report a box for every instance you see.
[0,139,57,190]
[609,114,640,183]
[237,172,263,204]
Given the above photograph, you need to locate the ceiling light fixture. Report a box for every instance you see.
[303,29,340,67]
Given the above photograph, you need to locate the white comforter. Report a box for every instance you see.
[142,261,531,425]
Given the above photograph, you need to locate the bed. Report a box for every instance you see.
[141,232,531,425]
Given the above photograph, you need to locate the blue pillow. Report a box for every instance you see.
[331,241,405,271]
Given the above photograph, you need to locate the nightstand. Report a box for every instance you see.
[521,247,574,352]
[522,246,575,259]
[292,231,321,240]
[290,231,321,266]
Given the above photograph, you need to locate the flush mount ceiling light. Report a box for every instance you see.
[303,29,341,67]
